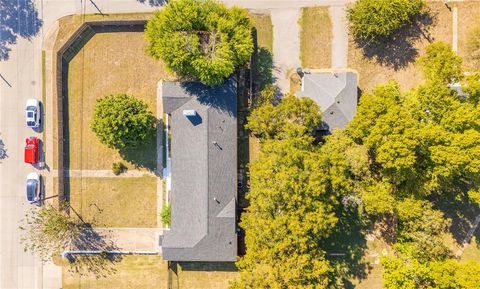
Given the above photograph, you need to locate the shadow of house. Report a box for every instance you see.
[353,11,435,70]
[0,0,42,60]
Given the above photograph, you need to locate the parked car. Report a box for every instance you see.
[24,137,39,164]
[26,172,41,205]
[25,99,41,128]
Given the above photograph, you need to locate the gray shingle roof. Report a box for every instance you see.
[161,79,237,262]
[296,71,358,130]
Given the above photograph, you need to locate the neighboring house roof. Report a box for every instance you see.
[161,79,237,262]
[296,71,358,130]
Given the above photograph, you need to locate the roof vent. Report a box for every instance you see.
[183,110,197,117]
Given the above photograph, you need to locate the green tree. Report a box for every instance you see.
[346,0,425,40]
[395,198,451,261]
[417,42,463,84]
[246,94,322,141]
[232,135,337,289]
[20,202,83,261]
[382,257,480,289]
[145,0,253,85]
[91,94,155,149]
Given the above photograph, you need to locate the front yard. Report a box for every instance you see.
[67,29,169,171]
[69,176,157,227]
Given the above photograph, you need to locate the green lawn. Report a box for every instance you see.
[69,176,157,227]
[250,13,273,52]
[62,255,167,289]
[300,7,332,68]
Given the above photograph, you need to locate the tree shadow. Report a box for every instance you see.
[0,0,42,61]
[180,78,237,117]
[65,225,123,278]
[322,206,371,288]
[119,130,157,172]
[250,28,274,92]
[431,192,480,246]
[353,10,436,70]
[135,0,167,6]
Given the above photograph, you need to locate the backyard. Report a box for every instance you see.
[62,255,168,289]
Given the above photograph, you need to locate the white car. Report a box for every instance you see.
[26,172,42,205]
[25,99,41,128]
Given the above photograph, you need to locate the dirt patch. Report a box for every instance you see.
[457,2,480,70]
[348,2,453,93]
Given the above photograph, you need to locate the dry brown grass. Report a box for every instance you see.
[69,176,157,227]
[250,13,273,52]
[62,255,167,289]
[177,262,239,289]
[67,31,169,171]
[348,2,453,93]
[457,2,480,70]
[300,7,332,68]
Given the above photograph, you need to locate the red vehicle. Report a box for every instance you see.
[24,137,39,164]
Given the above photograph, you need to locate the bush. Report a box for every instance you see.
[346,0,425,40]
[161,204,171,227]
[91,94,156,149]
[417,42,463,84]
[145,0,254,85]
[112,162,127,175]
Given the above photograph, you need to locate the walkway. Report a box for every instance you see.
[455,214,480,258]
[51,169,156,178]
[271,8,301,92]
[330,5,349,68]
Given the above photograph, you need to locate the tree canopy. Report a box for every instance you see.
[245,94,322,141]
[91,94,156,149]
[145,0,253,85]
[237,39,480,287]
[346,0,425,40]
[417,42,463,84]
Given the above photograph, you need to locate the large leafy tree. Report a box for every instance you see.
[346,0,425,40]
[417,42,463,84]
[145,0,253,85]
[245,94,322,141]
[91,94,156,149]
[232,135,337,289]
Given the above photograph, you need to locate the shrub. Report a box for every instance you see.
[145,0,253,85]
[161,204,171,227]
[112,162,127,175]
[346,0,425,40]
[91,94,156,149]
[417,42,463,84]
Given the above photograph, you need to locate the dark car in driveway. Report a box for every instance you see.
[26,172,41,205]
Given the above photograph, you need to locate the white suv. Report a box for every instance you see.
[25,99,40,128]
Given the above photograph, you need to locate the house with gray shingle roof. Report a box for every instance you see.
[160,79,237,262]
[296,70,358,130]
